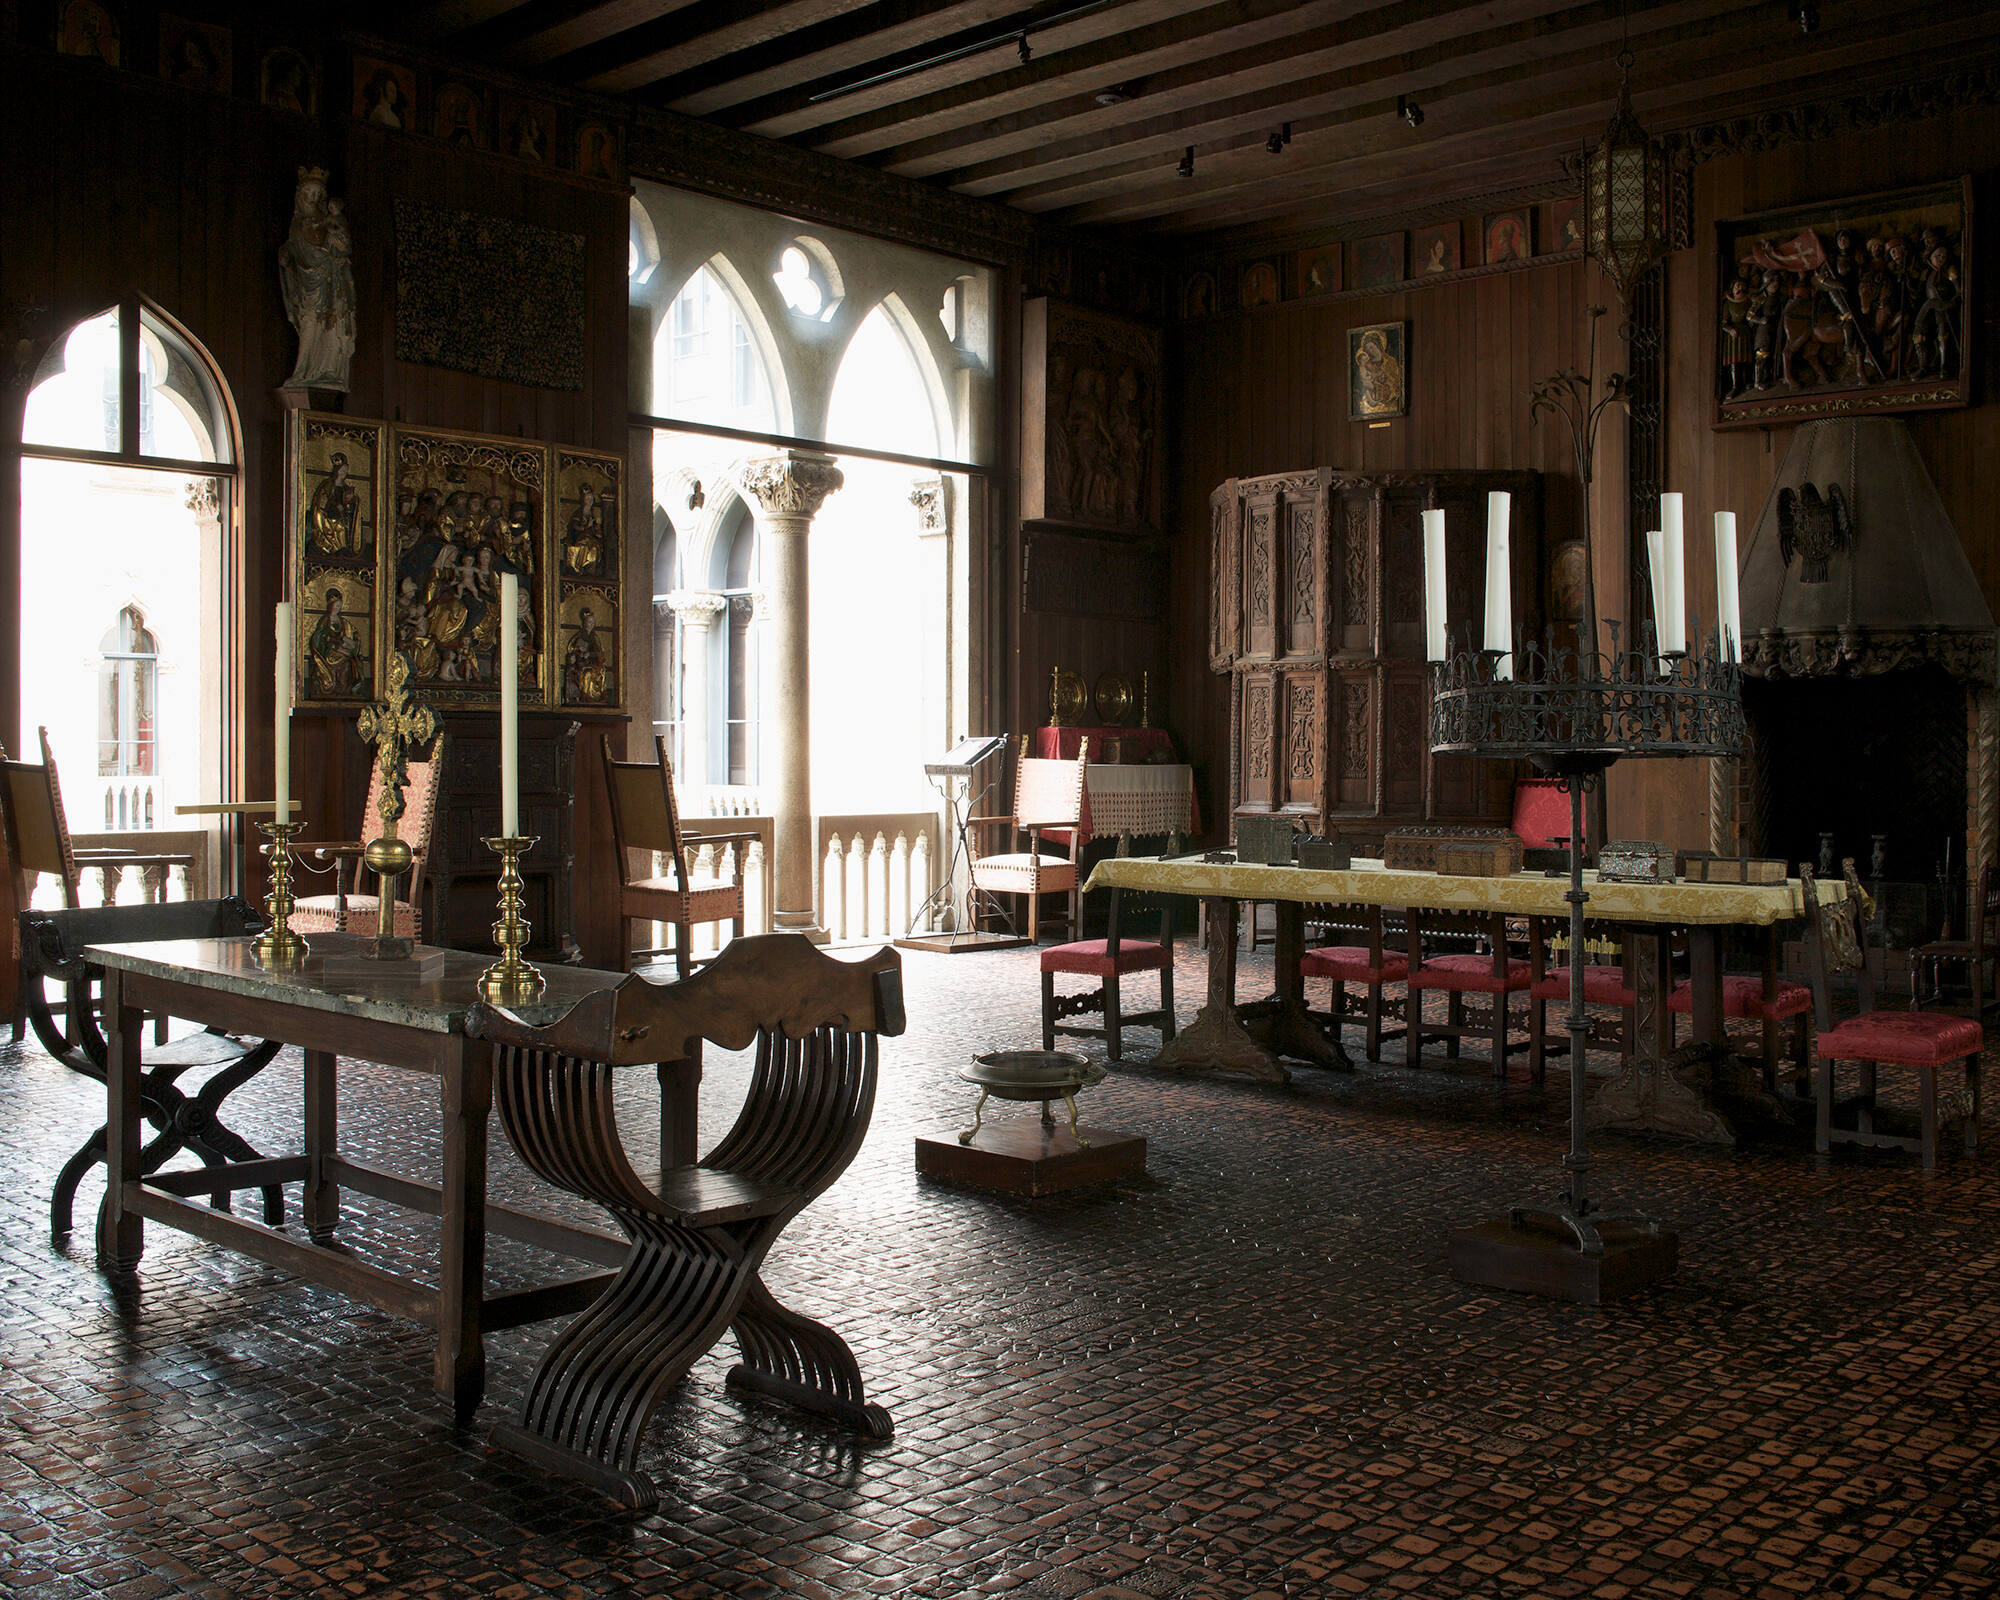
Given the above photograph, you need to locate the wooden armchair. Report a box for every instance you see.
[2,728,195,1042]
[465,933,905,1507]
[600,734,755,975]
[291,744,442,939]
[967,736,1087,944]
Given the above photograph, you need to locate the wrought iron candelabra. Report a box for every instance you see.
[1432,618,1745,1264]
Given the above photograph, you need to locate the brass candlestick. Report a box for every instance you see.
[255,820,309,965]
[478,835,544,1003]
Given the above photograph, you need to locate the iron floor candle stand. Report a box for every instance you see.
[478,835,545,1004]
[254,820,309,966]
[1432,624,1746,1301]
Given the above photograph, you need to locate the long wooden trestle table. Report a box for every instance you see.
[90,934,683,1420]
[1082,855,1836,1145]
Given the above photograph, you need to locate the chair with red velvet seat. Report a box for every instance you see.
[1667,948,1812,1090]
[1301,904,1407,1062]
[1040,856,1174,1062]
[1804,860,1982,1174]
[1405,909,1532,1079]
[1526,918,1635,1086]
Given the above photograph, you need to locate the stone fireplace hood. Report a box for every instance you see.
[1739,417,1996,684]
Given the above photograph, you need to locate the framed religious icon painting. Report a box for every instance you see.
[1483,209,1534,264]
[1413,222,1460,277]
[1352,232,1406,291]
[288,411,384,706]
[1294,243,1340,299]
[1348,322,1408,421]
[388,425,550,709]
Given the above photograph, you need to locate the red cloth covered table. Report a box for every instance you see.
[1033,726,1175,762]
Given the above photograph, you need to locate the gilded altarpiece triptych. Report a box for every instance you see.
[287,413,624,713]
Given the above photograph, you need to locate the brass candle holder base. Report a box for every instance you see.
[478,834,544,1004]
[255,819,309,967]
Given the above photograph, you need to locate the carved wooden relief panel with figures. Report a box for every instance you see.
[1020,297,1163,534]
[1714,178,1970,429]
[1210,468,1540,848]
[288,412,623,713]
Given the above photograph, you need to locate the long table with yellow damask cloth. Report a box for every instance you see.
[1082,855,1841,1144]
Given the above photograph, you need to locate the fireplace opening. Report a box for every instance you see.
[1747,666,1965,951]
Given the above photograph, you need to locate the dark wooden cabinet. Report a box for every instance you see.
[1210,468,1542,851]
[424,711,584,962]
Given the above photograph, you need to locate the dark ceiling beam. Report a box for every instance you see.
[571,0,1043,94]
[971,0,1821,210]
[374,0,531,45]
[443,1,699,60]
[1094,24,2000,232]
[653,1,1029,117]
[756,0,1356,146]
[880,0,1703,183]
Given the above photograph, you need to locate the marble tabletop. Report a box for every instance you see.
[1082,855,1836,927]
[85,934,626,1032]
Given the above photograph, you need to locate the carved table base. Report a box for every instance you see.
[1153,898,1351,1082]
[1585,927,1737,1146]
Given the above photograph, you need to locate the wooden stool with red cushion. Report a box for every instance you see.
[1300,905,1407,1062]
[1406,910,1531,1080]
[1041,891,1174,1063]
[1803,861,1983,1174]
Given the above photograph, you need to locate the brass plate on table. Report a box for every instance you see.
[1049,668,1089,727]
[1093,672,1132,726]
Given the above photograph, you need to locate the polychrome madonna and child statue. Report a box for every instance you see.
[278,166,357,397]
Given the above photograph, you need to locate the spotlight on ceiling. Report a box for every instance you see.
[1399,94,1425,128]
[1788,2,1819,33]
[1018,32,1031,63]
[1093,82,1135,106]
[1265,122,1292,154]
[1177,145,1195,178]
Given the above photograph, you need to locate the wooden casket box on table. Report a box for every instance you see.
[1209,468,1543,850]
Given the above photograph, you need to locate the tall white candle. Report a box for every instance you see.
[1483,490,1512,679]
[1713,510,1742,661]
[1421,508,1448,662]
[273,602,291,822]
[1644,528,1668,657]
[499,572,519,837]
[1659,492,1687,654]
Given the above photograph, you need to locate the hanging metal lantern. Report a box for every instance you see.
[1581,50,1675,301]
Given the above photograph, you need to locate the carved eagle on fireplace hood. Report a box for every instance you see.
[1776,482,1850,584]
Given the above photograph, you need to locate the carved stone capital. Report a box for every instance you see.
[663,588,731,623]
[733,451,844,519]
[184,477,222,520]
[909,476,946,535]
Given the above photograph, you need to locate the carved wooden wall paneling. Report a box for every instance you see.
[1243,495,1277,659]
[1208,482,1238,670]
[1332,669,1376,812]
[1241,672,1275,807]
[1284,495,1319,657]
[1282,670,1323,811]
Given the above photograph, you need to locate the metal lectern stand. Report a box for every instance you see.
[896,734,1029,954]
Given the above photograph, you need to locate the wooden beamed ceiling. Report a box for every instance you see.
[368,0,2000,237]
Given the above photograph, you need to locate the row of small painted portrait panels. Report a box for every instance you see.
[289,412,624,716]
[41,2,622,183]
[1186,198,1583,320]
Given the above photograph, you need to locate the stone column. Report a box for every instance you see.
[663,589,728,787]
[732,451,843,937]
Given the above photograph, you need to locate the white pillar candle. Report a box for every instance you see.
[1659,492,1687,654]
[499,572,519,837]
[1483,490,1512,679]
[1713,510,1741,661]
[1421,508,1448,662]
[1644,528,1668,657]
[273,602,291,821]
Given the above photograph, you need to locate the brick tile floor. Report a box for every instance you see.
[1,942,1996,1598]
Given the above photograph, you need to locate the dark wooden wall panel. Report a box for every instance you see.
[0,45,630,966]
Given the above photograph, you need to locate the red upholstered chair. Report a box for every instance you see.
[1526,918,1635,1086]
[969,738,1087,944]
[1406,909,1531,1079]
[1804,860,1982,1174]
[1301,904,1408,1062]
[1667,954,1813,1089]
[1041,846,1174,1061]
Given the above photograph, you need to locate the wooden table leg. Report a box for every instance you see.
[438,1035,491,1422]
[98,968,144,1278]
[303,1049,340,1245]
[1688,927,1725,1045]
[1587,927,1735,1145]
[1246,902,1352,1070]
[1154,897,1289,1084]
